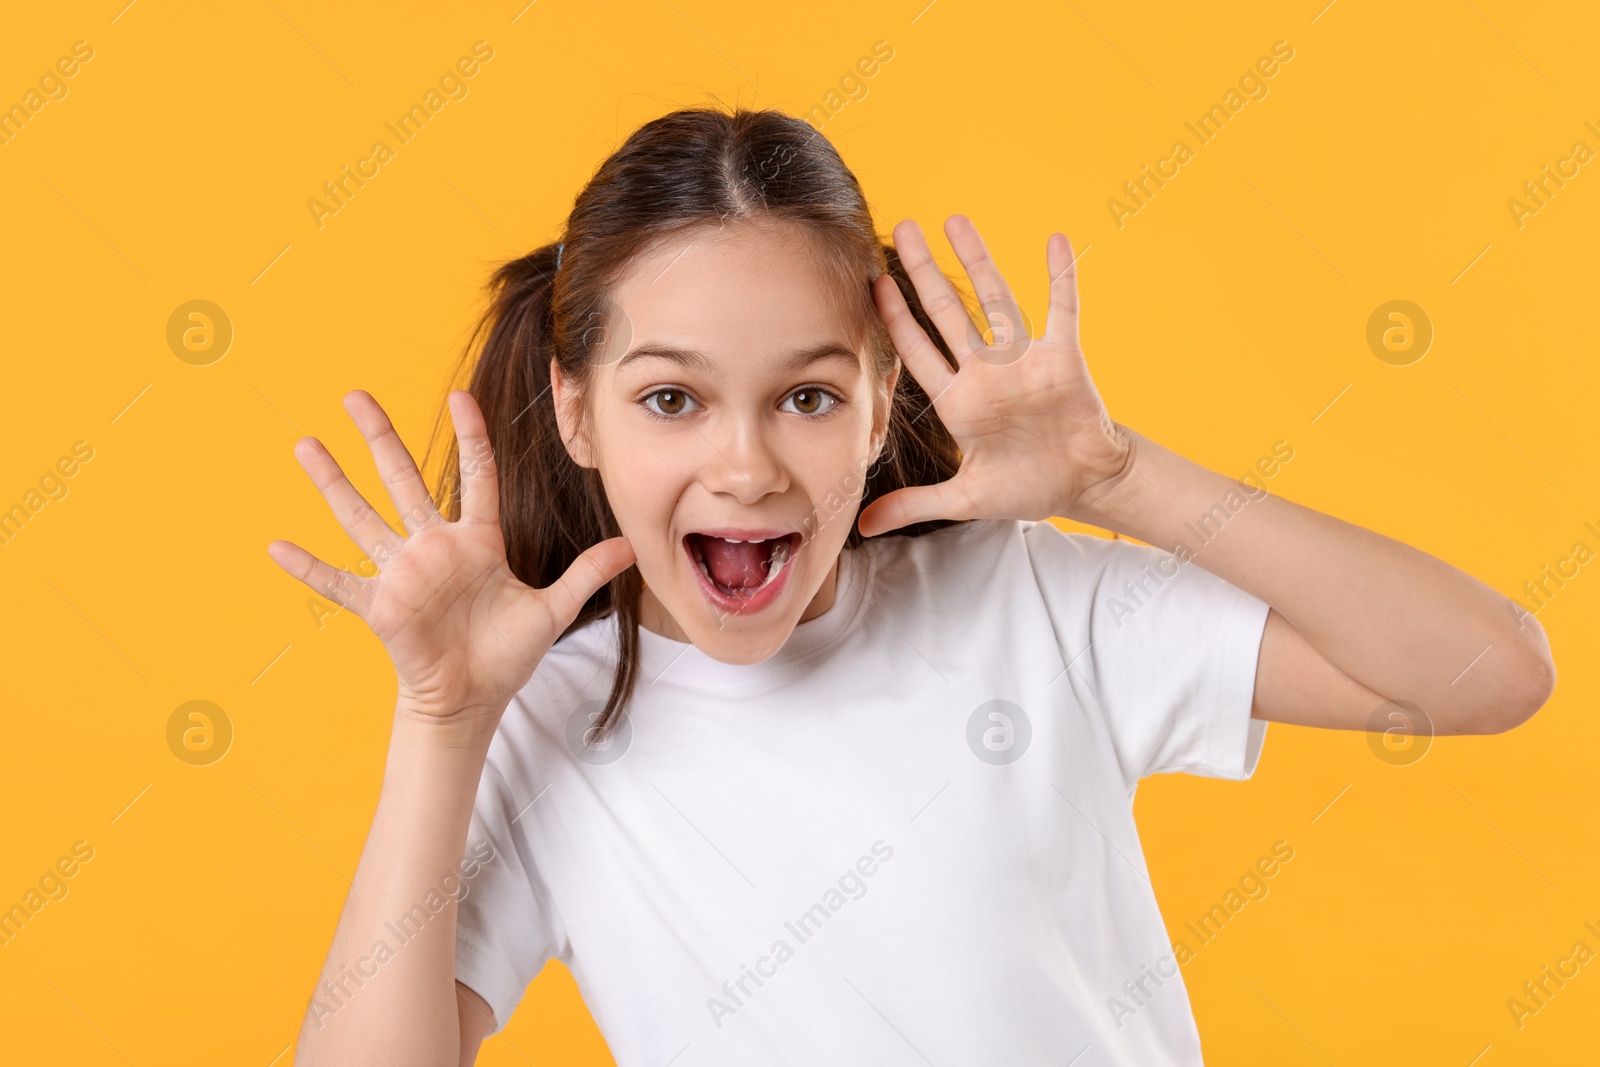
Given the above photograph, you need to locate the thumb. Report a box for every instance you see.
[544,536,637,630]
[857,482,970,538]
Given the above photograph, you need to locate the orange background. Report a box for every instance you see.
[2,1,1597,1063]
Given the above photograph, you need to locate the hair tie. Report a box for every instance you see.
[555,242,564,268]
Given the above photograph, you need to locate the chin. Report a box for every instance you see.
[681,618,797,665]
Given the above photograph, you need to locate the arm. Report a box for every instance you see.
[1074,428,1556,734]
[295,711,490,1063]
[457,981,496,1063]
[268,389,633,1064]
[858,215,1555,736]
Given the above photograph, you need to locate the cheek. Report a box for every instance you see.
[591,411,692,541]
[791,428,875,538]
[800,441,862,498]
[601,446,682,526]
[815,400,880,482]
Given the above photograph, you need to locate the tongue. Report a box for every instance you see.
[699,537,772,589]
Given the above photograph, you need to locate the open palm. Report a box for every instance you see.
[858,216,1134,539]
[268,390,634,729]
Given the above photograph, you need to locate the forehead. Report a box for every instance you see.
[606,220,861,355]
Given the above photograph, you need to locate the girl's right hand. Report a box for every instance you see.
[267,389,636,735]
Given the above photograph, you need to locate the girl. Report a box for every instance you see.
[270,107,1555,1066]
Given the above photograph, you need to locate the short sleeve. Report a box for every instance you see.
[453,754,566,1035]
[1022,520,1272,791]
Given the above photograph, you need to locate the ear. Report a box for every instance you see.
[549,357,597,468]
[871,359,901,461]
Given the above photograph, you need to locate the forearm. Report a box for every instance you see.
[295,706,492,1065]
[1074,426,1555,730]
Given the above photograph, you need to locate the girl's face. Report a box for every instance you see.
[552,219,896,665]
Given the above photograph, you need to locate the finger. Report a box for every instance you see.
[267,539,375,617]
[940,211,1017,319]
[891,219,988,367]
[1042,232,1083,347]
[872,274,955,400]
[294,436,404,563]
[343,390,442,535]
[857,481,974,539]
[543,536,636,632]
[449,390,502,527]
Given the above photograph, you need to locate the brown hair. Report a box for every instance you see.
[426,105,966,735]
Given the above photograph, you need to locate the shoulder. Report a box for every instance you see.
[911,519,1206,625]
[847,519,1097,631]
[860,516,1152,586]
[1018,519,1183,587]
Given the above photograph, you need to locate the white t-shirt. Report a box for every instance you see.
[454,517,1271,1065]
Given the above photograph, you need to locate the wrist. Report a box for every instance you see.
[1064,422,1147,531]
[391,697,502,755]
[1065,428,1231,547]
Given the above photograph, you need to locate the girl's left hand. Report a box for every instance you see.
[858,216,1136,538]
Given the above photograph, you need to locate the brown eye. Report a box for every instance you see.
[643,389,697,417]
[785,388,836,416]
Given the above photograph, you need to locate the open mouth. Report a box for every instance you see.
[683,531,800,605]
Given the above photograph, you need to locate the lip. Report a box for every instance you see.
[681,530,800,617]
[687,527,793,542]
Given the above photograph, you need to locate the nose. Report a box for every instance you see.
[698,410,789,505]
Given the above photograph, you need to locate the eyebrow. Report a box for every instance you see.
[614,341,860,375]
